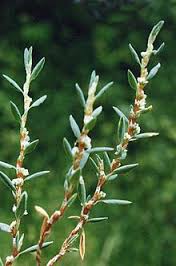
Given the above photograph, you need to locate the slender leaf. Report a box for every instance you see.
[79,229,85,261]
[79,176,86,205]
[84,117,97,131]
[127,70,137,90]
[89,70,96,88]
[75,83,86,108]
[113,106,128,123]
[30,57,45,81]
[96,82,113,100]
[10,101,21,123]
[117,116,126,143]
[0,161,16,170]
[107,174,118,181]
[69,115,81,139]
[67,193,78,207]
[3,74,23,94]
[129,43,141,65]
[30,95,47,109]
[100,199,132,205]
[103,152,111,169]
[0,257,3,266]
[0,223,10,233]
[19,241,53,255]
[63,138,72,159]
[25,171,50,182]
[80,152,89,169]
[0,171,15,191]
[135,132,159,139]
[24,139,39,155]
[89,157,99,172]
[148,20,164,45]
[87,217,108,223]
[113,163,138,175]
[153,42,165,55]
[92,106,103,118]
[87,147,113,154]
[147,63,161,80]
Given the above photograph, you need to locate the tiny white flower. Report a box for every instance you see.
[12,205,17,213]
[6,256,14,263]
[71,147,79,157]
[12,178,24,186]
[81,135,92,149]
[124,133,131,141]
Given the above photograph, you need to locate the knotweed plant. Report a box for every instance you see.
[0,21,164,266]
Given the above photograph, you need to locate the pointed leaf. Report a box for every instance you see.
[69,115,81,139]
[148,20,164,45]
[10,101,21,123]
[87,147,113,154]
[0,223,10,233]
[80,152,89,169]
[63,138,72,159]
[19,241,53,255]
[89,70,96,88]
[96,82,113,100]
[24,139,39,155]
[0,161,16,170]
[153,42,165,55]
[100,199,132,205]
[113,163,138,175]
[135,132,159,139]
[103,152,111,170]
[129,44,141,65]
[0,171,15,191]
[89,157,99,172]
[117,116,126,143]
[30,95,47,109]
[3,75,23,94]
[79,229,85,261]
[107,174,118,181]
[87,217,108,223]
[75,83,86,108]
[30,57,45,81]
[147,63,161,80]
[113,106,128,123]
[127,70,137,90]
[25,171,50,182]
[84,117,97,131]
[92,106,103,118]
[67,193,78,207]
[79,176,86,205]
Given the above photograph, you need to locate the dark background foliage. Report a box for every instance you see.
[0,0,175,265]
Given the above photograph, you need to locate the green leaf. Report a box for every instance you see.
[69,115,81,139]
[117,116,126,143]
[68,248,79,253]
[127,70,137,90]
[80,152,89,169]
[25,171,50,182]
[24,47,33,73]
[0,223,10,233]
[135,132,159,139]
[113,163,138,175]
[75,83,86,108]
[17,233,25,251]
[87,147,113,153]
[84,117,97,131]
[87,217,108,223]
[89,157,99,172]
[0,161,16,170]
[30,57,45,81]
[24,139,39,155]
[3,74,23,94]
[67,193,78,207]
[147,63,161,80]
[107,174,118,181]
[95,82,113,100]
[0,171,15,191]
[30,95,47,109]
[113,106,128,123]
[103,152,111,170]
[148,20,164,46]
[129,44,141,65]
[89,70,96,88]
[92,106,103,118]
[16,191,28,216]
[153,42,165,55]
[63,138,73,159]
[10,101,21,123]
[79,176,86,205]
[100,199,132,205]
[19,241,53,255]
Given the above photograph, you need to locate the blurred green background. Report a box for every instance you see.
[0,0,175,265]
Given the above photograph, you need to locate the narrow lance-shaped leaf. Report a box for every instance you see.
[129,44,141,65]
[92,106,103,118]
[67,193,78,207]
[100,199,132,205]
[127,70,138,90]
[87,147,114,154]
[0,171,15,191]
[113,163,138,175]
[147,63,161,80]
[84,117,97,131]
[148,20,164,46]
[25,171,50,182]
[75,83,86,108]
[79,229,86,261]
[69,115,81,139]
[87,217,108,223]
[103,152,111,170]
[30,57,45,81]
[0,161,16,170]
[24,139,39,155]
[79,176,86,205]
[63,138,72,159]
[107,174,118,181]
[153,42,165,55]
[95,81,113,100]
[0,223,11,233]
[135,132,159,139]
[117,116,126,143]
[89,70,96,88]
[19,241,53,255]
[3,75,23,94]
[30,95,47,109]
[10,101,21,123]
[80,152,89,169]
[113,106,128,123]
[89,157,99,172]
